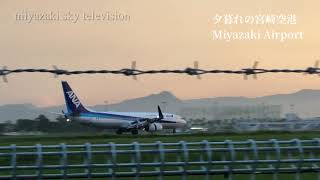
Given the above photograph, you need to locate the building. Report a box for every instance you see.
[180,104,282,120]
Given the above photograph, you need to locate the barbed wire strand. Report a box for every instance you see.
[1,61,320,83]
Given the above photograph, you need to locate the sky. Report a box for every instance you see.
[0,0,320,107]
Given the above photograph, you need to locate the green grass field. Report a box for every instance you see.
[0,131,319,180]
[1,131,320,146]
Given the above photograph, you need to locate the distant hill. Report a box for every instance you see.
[1,89,320,123]
[0,104,64,123]
[92,91,181,112]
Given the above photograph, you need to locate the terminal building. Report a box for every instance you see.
[233,112,320,132]
[179,104,282,121]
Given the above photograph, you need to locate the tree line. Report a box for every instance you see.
[0,115,103,134]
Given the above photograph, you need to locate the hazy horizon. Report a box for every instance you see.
[1,0,320,107]
[1,87,319,108]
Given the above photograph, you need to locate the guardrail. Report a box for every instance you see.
[0,139,320,179]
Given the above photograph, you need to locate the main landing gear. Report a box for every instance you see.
[173,129,176,134]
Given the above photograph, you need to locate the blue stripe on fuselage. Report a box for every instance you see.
[77,112,176,123]
[80,112,139,121]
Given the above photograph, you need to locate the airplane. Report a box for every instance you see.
[60,81,186,135]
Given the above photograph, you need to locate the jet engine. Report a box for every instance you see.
[145,123,163,132]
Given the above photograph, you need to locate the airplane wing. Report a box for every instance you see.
[125,106,164,130]
[49,110,71,120]
[48,112,64,115]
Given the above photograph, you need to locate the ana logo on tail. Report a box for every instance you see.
[66,91,81,108]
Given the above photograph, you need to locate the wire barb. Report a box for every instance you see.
[243,61,260,80]
[0,66,8,83]
[184,61,204,79]
[119,61,138,80]
[52,65,64,78]
[131,61,137,80]
[194,61,201,79]
[304,60,320,75]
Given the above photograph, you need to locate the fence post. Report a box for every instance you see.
[10,144,16,180]
[109,142,117,180]
[226,140,235,180]
[156,141,164,180]
[249,139,258,180]
[133,142,141,180]
[180,141,188,180]
[311,138,320,180]
[271,139,280,180]
[202,140,211,180]
[84,143,92,179]
[36,144,43,180]
[293,139,303,180]
[60,143,68,180]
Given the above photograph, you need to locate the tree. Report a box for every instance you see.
[0,123,6,133]
[4,120,14,132]
[36,115,50,132]
[16,119,37,132]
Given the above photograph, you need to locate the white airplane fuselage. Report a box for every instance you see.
[71,111,186,130]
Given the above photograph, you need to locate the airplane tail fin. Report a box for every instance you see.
[157,106,164,119]
[61,81,89,114]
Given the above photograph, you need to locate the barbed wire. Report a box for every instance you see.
[1,61,320,82]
